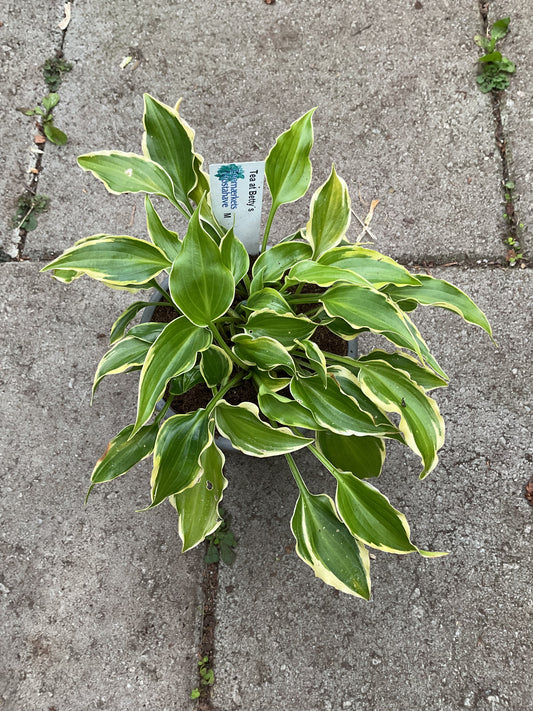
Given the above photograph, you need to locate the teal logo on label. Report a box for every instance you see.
[216,163,245,210]
[215,163,245,182]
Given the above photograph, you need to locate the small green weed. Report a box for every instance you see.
[504,235,523,266]
[475,17,515,93]
[12,193,49,232]
[190,655,215,699]
[43,56,73,92]
[500,180,525,266]
[205,508,237,565]
[18,93,68,145]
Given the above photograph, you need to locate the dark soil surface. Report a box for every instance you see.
[151,298,349,414]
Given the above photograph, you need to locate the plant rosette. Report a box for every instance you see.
[42,96,493,598]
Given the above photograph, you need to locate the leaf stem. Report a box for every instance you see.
[205,372,245,416]
[261,202,278,253]
[155,397,173,424]
[208,321,247,370]
[321,351,360,369]
[285,294,322,305]
[284,452,309,496]
[306,443,339,478]
[150,279,174,305]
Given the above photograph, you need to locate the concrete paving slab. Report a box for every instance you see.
[30,0,503,261]
[213,268,532,711]
[0,263,202,710]
[0,1,66,257]
[489,0,532,252]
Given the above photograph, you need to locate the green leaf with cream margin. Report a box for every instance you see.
[285,260,371,289]
[307,164,351,258]
[265,108,315,209]
[357,350,448,391]
[318,246,422,288]
[232,334,295,374]
[358,359,445,478]
[332,466,444,556]
[109,300,155,344]
[134,317,212,433]
[257,390,323,431]
[142,94,197,209]
[92,335,152,401]
[316,430,386,479]
[148,409,211,508]
[172,97,211,206]
[252,241,313,284]
[145,196,181,261]
[78,151,180,207]
[288,455,371,599]
[244,310,316,349]
[171,424,228,552]
[320,283,447,377]
[384,274,494,340]
[89,422,158,491]
[42,235,171,286]
[200,346,233,387]
[290,374,398,438]
[214,401,313,457]
[220,227,250,284]
[169,205,235,328]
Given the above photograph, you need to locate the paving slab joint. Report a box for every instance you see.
[194,546,220,711]
[5,10,73,262]
[478,1,528,269]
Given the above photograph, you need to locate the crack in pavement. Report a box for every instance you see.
[478,0,528,268]
[3,6,72,262]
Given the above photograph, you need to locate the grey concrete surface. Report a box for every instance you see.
[29,0,503,261]
[0,264,202,710]
[1,1,532,710]
[214,268,532,711]
[0,1,65,256]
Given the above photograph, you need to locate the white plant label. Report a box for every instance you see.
[209,161,265,255]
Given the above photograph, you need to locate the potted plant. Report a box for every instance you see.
[42,96,492,598]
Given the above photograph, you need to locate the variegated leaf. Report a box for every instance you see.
[232,334,295,374]
[90,422,158,485]
[265,108,315,208]
[169,206,234,327]
[150,409,211,507]
[318,246,421,287]
[385,274,493,338]
[171,426,228,552]
[78,151,179,206]
[134,317,212,432]
[290,375,397,437]
[307,165,351,258]
[316,431,386,479]
[220,227,250,284]
[200,345,233,387]
[244,310,316,349]
[288,459,371,599]
[214,401,312,457]
[145,196,181,261]
[92,336,151,399]
[42,235,171,286]
[109,301,155,344]
[142,94,197,208]
[358,359,445,478]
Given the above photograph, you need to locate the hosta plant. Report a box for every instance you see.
[42,96,492,598]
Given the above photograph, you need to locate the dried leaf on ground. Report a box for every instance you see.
[58,2,71,30]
